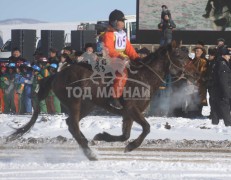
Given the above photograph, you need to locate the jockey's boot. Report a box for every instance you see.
[109,98,123,110]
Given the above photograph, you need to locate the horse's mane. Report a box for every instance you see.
[140,45,168,64]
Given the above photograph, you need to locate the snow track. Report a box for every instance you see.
[1,114,231,179]
[1,143,231,179]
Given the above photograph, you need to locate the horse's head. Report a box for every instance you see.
[163,42,200,83]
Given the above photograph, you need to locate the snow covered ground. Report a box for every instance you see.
[1,107,231,141]
[1,105,231,179]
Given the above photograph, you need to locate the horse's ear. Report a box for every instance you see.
[179,40,183,47]
[171,40,177,49]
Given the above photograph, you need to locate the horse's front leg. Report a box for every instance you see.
[124,107,150,152]
[93,115,133,142]
[66,105,97,161]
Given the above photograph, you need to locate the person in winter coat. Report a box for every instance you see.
[21,62,33,114]
[103,9,140,109]
[9,48,26,64]
[31,65,47,113]
[4,63,16,114]
[216,38,227,58]
[0,66,7,113]
[62,46,75,61]
[212,48,231,126]
[14,65,25,114]
[37,57,49,113]
[205,47,218,119]
[46,63,61,114]
[158,14,176,46]
[187,45,207,117]
[48,48,59,66]
[161,5,172,21]
[57,53,72,72]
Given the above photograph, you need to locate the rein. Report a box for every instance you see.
[139,52,191,84]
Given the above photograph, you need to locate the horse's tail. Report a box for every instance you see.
[7,75,56,141]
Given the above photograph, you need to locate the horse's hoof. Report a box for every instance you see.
[89,156,98,161]
[84,149,98,161]
[124,144,132,153]
[93,133,103,141]
[124,142,136,153]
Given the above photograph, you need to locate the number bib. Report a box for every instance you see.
[114,31,127,50]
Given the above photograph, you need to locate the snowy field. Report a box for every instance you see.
[1,105,231,179]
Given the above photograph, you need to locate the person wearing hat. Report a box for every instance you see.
[102,9,140,109]
[21,62,33,114]
[45,63,61,114]
[31,64,47,114]
[62,46,75,61]
[4,63,16,113]
[38,57,50,78]
[216,38,227,58]
[188,45,208,117]
[211,48,231,126]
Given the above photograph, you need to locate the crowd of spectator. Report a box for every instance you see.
[0,43,95,115]
[0,26,231,127]
[148,38,231,126]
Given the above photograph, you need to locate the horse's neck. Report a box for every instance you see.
[149,56,168,78]
[139,56,168,88]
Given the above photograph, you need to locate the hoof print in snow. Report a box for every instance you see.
[164,122,171,130]
[199,126,211,129]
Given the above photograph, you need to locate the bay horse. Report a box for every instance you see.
[7,43,200,160]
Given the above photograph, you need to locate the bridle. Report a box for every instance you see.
[138,51,195,84]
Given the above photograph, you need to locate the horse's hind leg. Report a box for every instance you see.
[93,115,133,142]
[66,106,97,161]
[125,108,150,152]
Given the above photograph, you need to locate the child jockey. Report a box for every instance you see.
[103,9,140,109]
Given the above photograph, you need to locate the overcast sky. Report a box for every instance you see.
[0,0,136,22]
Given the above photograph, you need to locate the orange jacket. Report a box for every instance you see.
[103,30,139,60]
